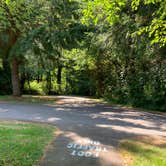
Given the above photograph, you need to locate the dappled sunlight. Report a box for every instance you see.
[119,136,166,165]
[0,108,9,112]
[55,96,99,105]
[64,132,91,145]
[92,110,146,119]
[31,95,57,99]
[62,131,123,165]
[90,110,166,136]
[54,103,97,107]
[99,149,123,166]
[130,136,166,148]
[33,116,61,122]
[100,110,144,116]
[0,96,165,166]
[96,124,166,138]
[48,117,61,122]
[90,111,145,119]
[34,116,42,120]
[108,117,155,128]
[45,103,96,109]
[55,107,66,111]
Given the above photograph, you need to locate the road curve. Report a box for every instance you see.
[0,96,166,166]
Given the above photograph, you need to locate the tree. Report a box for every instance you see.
[0,0,48,96]
[4,0,89,95]
[83,0,166,47]
[82,0,166,109]
[34,0,88,93]
[131,0,166,46]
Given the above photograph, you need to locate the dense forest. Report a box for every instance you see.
[0,0,165,111]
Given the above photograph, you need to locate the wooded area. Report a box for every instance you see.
[0,0,165,111]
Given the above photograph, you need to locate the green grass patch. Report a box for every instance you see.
[0,121,56,166]
[119,136,166,166]
[0,95,57,104]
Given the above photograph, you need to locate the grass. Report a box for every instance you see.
[0,121,56,166]
[0,95,57,104]
[119,136,166,166]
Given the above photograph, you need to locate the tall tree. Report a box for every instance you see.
[36,0,88,93]
[83,0,166,47]
[0,0,48,96]
[82,0,166,109]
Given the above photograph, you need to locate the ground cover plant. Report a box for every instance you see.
[119,136,166,166]
[0,121,56,166]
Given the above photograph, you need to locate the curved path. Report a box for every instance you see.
[0,96,166,166]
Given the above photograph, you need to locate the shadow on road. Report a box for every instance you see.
[0,96,166,166]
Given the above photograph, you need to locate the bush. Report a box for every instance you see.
[23,81,45,95]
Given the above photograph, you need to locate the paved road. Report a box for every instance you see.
[0,96,166,166]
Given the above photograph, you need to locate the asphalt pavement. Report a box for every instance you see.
[0,96,166,166]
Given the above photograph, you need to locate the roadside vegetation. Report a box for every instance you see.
[119,136,166,166]
[0,121,56,166]
[0,0,165,112]
[0,95,57,104]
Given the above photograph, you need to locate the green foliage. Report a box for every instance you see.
[120,138,166,166]
[0,0,47,32]
[0,122,55,166]
[82,0,166,110]
[64,49,96,95]
[0,0,49,63]
[82,0,127,25]
[24,81,44,95]
[0,0,165,111]
[131,0,166,47]
[83,0,166,47]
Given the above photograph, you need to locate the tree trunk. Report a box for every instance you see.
[57,65,62,85]
[57,65,62,94]
[57,50,62,94]
[46,71,52,95]
[11,58,21,96]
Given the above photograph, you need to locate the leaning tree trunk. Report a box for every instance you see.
[11,58,21,96]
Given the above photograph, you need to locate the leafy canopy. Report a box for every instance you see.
[82,0,166,47]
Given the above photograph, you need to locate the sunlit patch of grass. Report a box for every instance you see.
[0,95,57,104]
[119,136,166,166]
[0,121,56,166]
